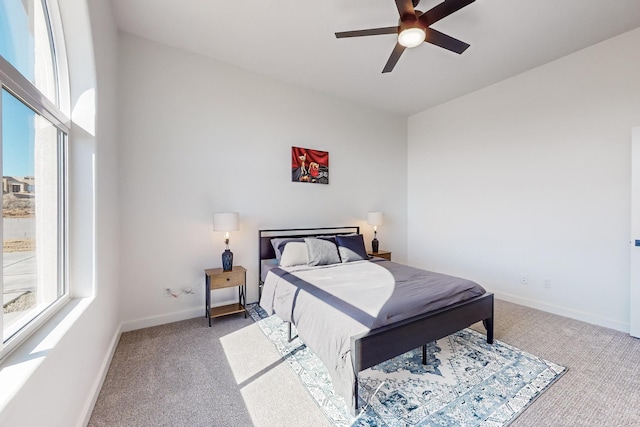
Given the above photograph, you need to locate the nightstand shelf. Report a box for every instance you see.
[209,302,245,318]
[205,266,247,326]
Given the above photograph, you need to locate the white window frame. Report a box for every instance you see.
[0,0,70,360]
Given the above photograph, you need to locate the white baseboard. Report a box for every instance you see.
[77,321,123,427]
[120,307,203,332]
[492,291,629,333]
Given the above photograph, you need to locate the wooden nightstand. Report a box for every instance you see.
[204,266,247,327]
[368,250,391,261]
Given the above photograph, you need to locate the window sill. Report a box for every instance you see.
[0,297,93,413]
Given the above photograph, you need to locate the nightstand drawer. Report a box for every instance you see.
[367,250,391,261]
[206,267,246,290]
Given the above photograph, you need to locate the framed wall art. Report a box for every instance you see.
[291,146,329,184]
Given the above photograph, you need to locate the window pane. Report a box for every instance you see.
[3,88,61,342]
[0,0,57,103]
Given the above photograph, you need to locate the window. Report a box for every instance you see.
[0,0,57,103]
[1,0,69,359]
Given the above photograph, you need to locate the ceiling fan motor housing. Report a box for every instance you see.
[398,14,427,48]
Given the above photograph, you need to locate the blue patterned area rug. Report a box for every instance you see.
[247,304,566,427]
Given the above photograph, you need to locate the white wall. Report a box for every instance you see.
[0,0,121,426]
[118,34,408,330]
[408,27,640,332]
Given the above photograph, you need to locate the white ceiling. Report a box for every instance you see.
[110,0,640,116]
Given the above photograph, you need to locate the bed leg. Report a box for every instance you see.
[352,377,359,416]
[422,344,427,365]
[483,317,494,344]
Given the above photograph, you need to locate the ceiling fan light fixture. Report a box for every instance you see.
[398,26,426,48]
[398,27,427,48]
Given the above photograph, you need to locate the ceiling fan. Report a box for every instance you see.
[335,0,476,73]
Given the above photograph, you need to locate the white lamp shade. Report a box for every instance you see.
[213,212,239,231]
[367,212,384,226]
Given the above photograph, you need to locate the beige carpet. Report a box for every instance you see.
[88,300,640,426]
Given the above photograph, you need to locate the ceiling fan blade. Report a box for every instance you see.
[335,26,399,38]
[382,43,406,73]
[419,0,475,27]
[395,0,416,20]
[424,28,470,54]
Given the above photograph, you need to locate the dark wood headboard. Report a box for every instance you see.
[258,226,360,285]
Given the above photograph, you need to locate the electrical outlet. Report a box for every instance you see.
[543,278,551,289]
[520,273,528,285]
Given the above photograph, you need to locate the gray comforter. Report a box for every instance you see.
[259,259,486,408]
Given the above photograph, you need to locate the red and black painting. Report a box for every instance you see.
[291,146,329,184]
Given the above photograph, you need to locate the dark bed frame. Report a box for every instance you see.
[258,227,494,415]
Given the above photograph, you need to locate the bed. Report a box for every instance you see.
[258,226,494,415]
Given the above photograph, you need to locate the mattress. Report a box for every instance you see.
[260,258,279,283]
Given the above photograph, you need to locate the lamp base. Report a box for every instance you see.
[222,249,234,271]
[372,238,379,253]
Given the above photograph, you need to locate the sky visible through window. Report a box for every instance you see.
[1,0,36,177]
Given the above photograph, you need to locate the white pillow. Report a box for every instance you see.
[279,242,309,267]
[271,238,303,260]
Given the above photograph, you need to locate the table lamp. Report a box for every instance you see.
[213,212,239,271]
[367,212,383,253]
